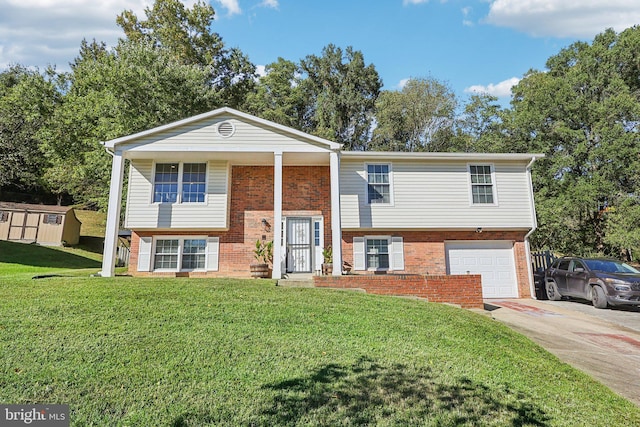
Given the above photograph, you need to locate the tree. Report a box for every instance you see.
[117,0,255,108]
[242,58,307,129]
[372,77,457,152]
[604,196,640,260]
[510,27,640,255]
[300,45,381,150]
[453,93,508,153]
[43,39,220,209]
[0,66,60,193]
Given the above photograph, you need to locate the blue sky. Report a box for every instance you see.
[1,0,639,104]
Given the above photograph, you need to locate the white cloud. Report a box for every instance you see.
[259,0,278,8]
[397,78,410,89]
[485,0,640,38]
[462,6,473,26]
[403,0,429,5]
[215,0,241,16]
[0,0,201,70]
[464,77,520,97]
[256,64,267,77]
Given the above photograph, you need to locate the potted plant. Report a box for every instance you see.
[250,239,273,278]
[322,246,333,275]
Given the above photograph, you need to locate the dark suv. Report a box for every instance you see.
[544,257,640,309]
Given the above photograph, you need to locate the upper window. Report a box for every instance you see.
[154,162,206,204]
[469,165,495,204]
[154,163,179,203]
[367,164,391,204]
[0,211,8,222]
[182,163,206,203]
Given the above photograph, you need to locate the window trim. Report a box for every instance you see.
[151,235,209,272]
[43,214,62,225]
[152,161,208,205]
[353,235,404,272]
[365,163,394,206]
[365,236,391,271]
[467,163,498,206]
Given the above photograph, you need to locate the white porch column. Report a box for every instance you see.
[272,151,283,279]
[330,151,342,276]
[100,150,125,277]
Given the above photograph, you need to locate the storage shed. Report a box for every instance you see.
[0,202,82,246]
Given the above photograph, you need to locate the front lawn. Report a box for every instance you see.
[1,277,639,426]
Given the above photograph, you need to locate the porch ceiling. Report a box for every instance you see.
[124,151,331,165]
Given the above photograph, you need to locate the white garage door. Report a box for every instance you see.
[446,241,518,298]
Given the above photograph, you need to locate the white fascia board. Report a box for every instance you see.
[340,151,545,162]
[102,107,342,151]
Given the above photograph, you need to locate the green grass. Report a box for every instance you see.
[1,277,639,426]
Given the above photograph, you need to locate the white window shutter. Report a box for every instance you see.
[391,236,404,271]
[353,237,365,270]
[137,237,152,272]
[206,237,220,271]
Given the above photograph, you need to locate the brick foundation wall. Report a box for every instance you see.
[341,230,532,298]
[314,274,484,309]
[128,165,332,277]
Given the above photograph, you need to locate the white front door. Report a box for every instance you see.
[286,218,312,273]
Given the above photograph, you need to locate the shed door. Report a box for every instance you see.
[446,241,518,298]
[8,212,39,242]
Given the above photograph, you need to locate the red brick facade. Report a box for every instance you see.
[314,274,484,309]
[341,230,532,298]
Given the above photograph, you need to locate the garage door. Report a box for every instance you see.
[446,241,518,298]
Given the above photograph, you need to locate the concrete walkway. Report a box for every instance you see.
[487,299,640,407]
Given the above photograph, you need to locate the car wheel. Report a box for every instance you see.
[592,285,608,309]
[546,281,562,301]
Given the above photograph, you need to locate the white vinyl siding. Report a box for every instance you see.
[125,160,228,229]
[122,115,331,154]
[340,160,534,229]
[353,236,404,272]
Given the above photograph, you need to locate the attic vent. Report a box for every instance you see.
[217,121,235,137]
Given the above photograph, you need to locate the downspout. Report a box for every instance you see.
[524,156,539,299]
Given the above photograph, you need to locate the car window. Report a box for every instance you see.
[557,260,570,271]
[571,261,585,272]
[583,260,640,273]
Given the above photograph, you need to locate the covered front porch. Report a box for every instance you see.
[101,109,342,279]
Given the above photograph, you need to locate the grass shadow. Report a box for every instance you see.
[0,240,100,269]
[75,235,105,254]
[254,357,549,426]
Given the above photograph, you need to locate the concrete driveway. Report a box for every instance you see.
[486,298,640,407]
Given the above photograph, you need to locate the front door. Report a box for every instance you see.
[286,218,312,273]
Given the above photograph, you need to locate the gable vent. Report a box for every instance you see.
[217,121,235,137]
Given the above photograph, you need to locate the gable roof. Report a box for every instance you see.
[102,107,342,151]
[0,202,73,214]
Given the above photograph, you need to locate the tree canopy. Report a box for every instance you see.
[2,6,640,260]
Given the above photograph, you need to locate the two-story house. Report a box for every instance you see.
[100,108,542,299]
